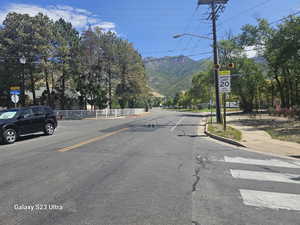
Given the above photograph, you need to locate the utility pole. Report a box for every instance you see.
[19,56,26,107]
[211,1,222,123]
[198,0,228,123]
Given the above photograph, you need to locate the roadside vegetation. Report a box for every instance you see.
[164,17,300,120]
[229,115,300,144]
[0,13,150,110]
[208,123,242,141]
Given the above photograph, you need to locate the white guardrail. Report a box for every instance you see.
[55,108,147,120]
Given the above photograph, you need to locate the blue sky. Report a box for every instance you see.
[0,0,300,60]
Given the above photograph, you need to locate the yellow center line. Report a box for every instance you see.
[57,128,129,152]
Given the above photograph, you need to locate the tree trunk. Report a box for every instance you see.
[108,65,112,109]
[271,81,274,107]
[44,64,51,106]
[120,66,126,109]
[274,74,286,107]
[60,65,66,110]
[30,65,37,105]
[51,68,55,92]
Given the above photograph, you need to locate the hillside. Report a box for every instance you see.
[144,55,209,96]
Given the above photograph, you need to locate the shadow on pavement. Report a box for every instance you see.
[18,134,45,142]
[177,134,207,138]
[178,114,209,118]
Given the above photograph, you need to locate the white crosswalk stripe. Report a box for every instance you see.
[240,190,300,211]
[222,156,300,211]
[230,169,300,184]
[224,156,300,168]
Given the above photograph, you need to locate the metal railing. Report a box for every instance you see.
[55,108,147,120]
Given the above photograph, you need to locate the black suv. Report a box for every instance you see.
[0,106,57,144]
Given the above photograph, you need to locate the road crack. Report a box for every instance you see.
[196,155,209,168]
[192,167,200,192]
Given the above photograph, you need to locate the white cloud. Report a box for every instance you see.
[244,46,258,58]
[0,3,116,32]
[92,22,116,32]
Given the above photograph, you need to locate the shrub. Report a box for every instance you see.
[294,106,300,120]
[268,107,275,116]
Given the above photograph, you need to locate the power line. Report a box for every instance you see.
[179,19,209,56]
[218,0,272,28]
[174,6,200,54]
[269,10,300,25]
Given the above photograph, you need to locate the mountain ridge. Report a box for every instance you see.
[144,55,209,96]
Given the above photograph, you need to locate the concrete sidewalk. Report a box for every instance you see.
[227,115,300,158]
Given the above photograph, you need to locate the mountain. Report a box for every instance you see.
[144,55,209,97]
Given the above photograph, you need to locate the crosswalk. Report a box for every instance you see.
[223,156,300,211]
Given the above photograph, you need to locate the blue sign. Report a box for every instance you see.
[10,90,20,95]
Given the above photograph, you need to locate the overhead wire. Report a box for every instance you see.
[217,0,272,28]
[269,10,300,25]
[173,6,200,54]
[216,0,273,36]
[217,4,300,37]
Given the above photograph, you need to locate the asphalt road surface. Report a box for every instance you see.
[0,109,299,225]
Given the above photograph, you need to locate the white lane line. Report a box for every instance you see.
[170,117,185,132]
[240,189,300,211]
[224,156,300,168]
[231,170,300,184]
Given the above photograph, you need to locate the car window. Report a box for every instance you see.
[32,107,45,116]
[44,107,53,114]
[0,111,17,119]
[21,109,33,118]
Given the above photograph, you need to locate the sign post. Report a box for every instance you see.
[10,86,20,108]
[219,71,231,131]
[223,94,227,131]
[11,94,19,108]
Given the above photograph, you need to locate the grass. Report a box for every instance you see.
[264,125,300,144]
[208,123,242,141]
[229,115,300,144]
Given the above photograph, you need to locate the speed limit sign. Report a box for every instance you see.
[219,76,231,93]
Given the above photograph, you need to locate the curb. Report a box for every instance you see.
[204,123,246,148]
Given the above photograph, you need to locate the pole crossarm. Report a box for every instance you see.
[198,0,228,5]
[173,33,212,40]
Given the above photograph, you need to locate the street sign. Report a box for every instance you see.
[11,94,19,104]
[219,70,231,76]
[219,76,231,93]
[10,90,20,95]
[10,86,20,90]
[10,86,20,95]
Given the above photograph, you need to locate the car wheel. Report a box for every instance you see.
[3,128,17,144]
[44,123,55,135]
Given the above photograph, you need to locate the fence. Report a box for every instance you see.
[55,108,147,120]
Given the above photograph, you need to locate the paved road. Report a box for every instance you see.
[0,109,299,225]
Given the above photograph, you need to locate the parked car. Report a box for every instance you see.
[0,106,57,144]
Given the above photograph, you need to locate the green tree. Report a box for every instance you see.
[231,57,264,112]
[54,18,80,109]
